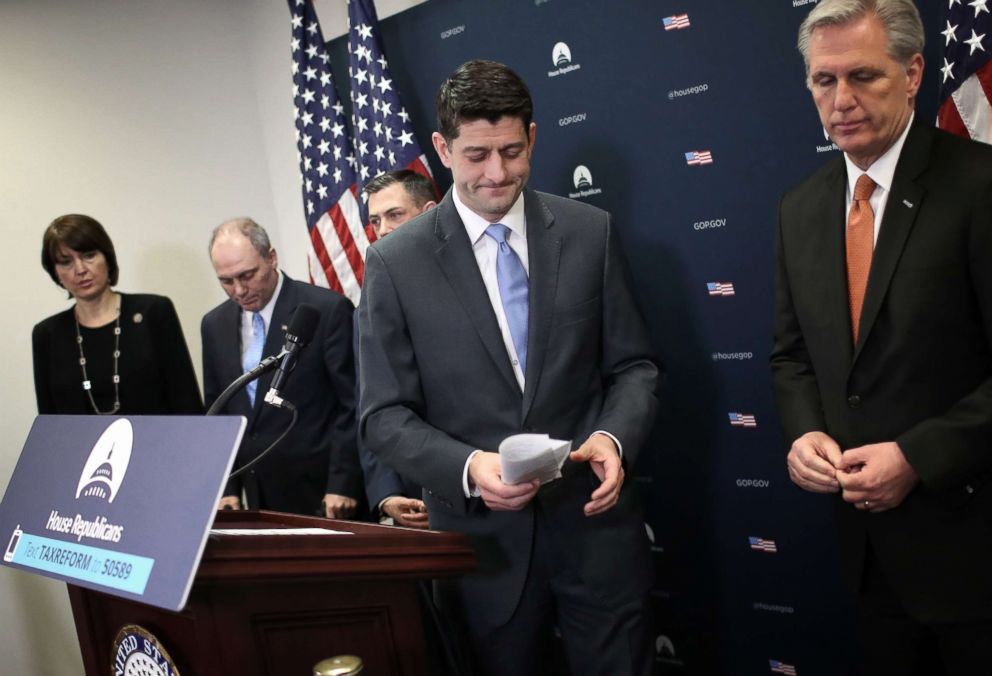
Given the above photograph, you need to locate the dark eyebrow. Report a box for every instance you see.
[461,141,527,154]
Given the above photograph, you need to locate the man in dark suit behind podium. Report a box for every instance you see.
[360,170,436,528]
[358,60,660,675]
[202,219,363,518]
[771,1,992,672]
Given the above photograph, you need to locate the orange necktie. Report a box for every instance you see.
[846,173,876,344]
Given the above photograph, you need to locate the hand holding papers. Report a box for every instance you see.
[499,434,571,486]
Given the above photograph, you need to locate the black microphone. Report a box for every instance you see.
[264,303,320,408]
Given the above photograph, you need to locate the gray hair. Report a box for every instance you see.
[209,218,272,258]
[797,0,924,72]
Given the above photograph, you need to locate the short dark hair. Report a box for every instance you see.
[436,60,533,141]
[363,170,436,207]
[41,214,120,288]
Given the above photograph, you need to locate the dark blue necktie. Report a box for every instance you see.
[485,223,529,375]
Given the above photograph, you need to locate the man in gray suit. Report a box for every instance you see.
[358,60,660,675]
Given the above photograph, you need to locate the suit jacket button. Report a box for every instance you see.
[847,395,862,408]
[966,484,975,494]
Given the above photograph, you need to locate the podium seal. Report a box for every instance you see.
[111,624,180,676]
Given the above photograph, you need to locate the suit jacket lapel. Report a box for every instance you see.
[522,191,560,419]
[853,122,929,364]
[815,162,857,367]
[432,194,520,394]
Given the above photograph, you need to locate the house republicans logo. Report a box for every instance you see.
[112,624,181,676]
[817,127,840,154]
[568,165,603,199]
[76,419,133,503]
[548,42,581,77]
[654,634,684,666]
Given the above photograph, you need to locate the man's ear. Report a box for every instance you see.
[432,132,453,168]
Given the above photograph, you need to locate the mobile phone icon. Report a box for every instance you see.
[4,525,23,562]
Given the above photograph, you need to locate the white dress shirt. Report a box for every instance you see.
[239,271,285,357]
[451,189,622,497]
[843,113,914,246]
[453,187,530,390]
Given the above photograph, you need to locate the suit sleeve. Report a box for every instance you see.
[358,246,477,512]
[897,186,992,492]
[150,297,204,414]
[320,298,363,499]
[360,442,404,516]
[769,198,830,444]
[32,321,56,414]
[591,217,661,466]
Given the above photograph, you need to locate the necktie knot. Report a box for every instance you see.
[853,174,876,202]
[485,223,511,245]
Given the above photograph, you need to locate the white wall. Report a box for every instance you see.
[0,0,314,671]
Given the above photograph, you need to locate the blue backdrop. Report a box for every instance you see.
[326,1,944,673]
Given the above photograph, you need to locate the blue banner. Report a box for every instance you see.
[9,532,154,595]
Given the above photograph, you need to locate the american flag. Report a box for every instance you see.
[288,0,370,304]
[749,537,778,553]
[729,412,757,428]
[663,13,691,31]
[937,0,991,143]
[348,0,436,226]
[769,659,797,675]
[685,150,713,165]
[707,282,735,296]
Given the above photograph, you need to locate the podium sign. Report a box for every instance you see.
[0,415,244,611]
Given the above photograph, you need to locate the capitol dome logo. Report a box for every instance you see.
[568,164,602,199]
[548,42,581,78]
[76,419,133,503]
[573,165,592,190]
[655,634,676,657]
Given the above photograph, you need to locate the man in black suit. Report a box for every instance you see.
[771,1,992,672]
[202,218,362,518]
[358,60,660,675]
[360,170,437,528]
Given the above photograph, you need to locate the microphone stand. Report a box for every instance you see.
[205,350,285,416]
[205,349,301,481]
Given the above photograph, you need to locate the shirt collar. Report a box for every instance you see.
[844,112,914,197]
[452,186,527,245]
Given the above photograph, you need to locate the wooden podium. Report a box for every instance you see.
[68,510,476,675]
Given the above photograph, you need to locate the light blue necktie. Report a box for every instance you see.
[243,312,265,406]
[485,223,529,375]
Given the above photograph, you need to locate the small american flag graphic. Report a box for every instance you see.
[769,659,797,675]
[707,282,735,296]
[750,537,778,553]
[729,412,757,428]
[685,150,713,165]
[663,13,691,31]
